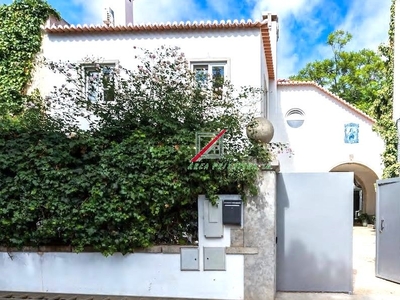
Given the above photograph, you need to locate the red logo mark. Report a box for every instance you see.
[190,129,227,163]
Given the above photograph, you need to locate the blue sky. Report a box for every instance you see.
[1,0,392,78]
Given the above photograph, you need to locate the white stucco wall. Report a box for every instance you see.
[32,29,265,116]
[0,195,244,299]
[0,252,243,299]
[270,85,384,178]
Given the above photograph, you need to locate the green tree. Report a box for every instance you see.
[290,30,386,114]
[371,0,398,178]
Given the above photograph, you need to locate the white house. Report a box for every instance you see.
[3,1,388,298]
[271,80,384,216]
[33,0,385,217]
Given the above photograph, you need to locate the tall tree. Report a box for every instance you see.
[371,0,398,178]
[290,30,386,114]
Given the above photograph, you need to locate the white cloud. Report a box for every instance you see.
[251,0,391,78]
[70,0,105,24]
[205,0,231,17]
[251,0,321,19]
[70,0,204,25]
[133,0,203,23]
[251,0,328,78]
[336,0,391,52]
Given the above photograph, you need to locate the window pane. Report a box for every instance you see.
[102,67,115,101]
[212,66,224,79]
[194,65,208,85]
[212,66,224,86]
[86,70,100,102]
[212,66,224,96]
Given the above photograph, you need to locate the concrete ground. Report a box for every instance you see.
[276,226,400,300]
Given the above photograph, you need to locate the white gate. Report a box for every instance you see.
[277,172,354,293]
[376,178,400,283]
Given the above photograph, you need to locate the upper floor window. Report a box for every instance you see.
[83,63,116,102]
[191,61,228,99]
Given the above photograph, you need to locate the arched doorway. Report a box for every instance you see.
[330,162,379,223]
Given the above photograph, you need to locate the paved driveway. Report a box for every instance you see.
[276,227,400,300]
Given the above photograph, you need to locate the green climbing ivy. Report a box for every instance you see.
[0,44,285,255]
[0,0,59,116]
[371,0,398,178]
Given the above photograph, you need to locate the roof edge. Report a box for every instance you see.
[261,24,274,80]
[42,19,264,33]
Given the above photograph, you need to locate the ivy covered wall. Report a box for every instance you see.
[0,0,58,116]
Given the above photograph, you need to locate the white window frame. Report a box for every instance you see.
[81,60,119,102]
[190,58,231,84]
[190,59,230,103]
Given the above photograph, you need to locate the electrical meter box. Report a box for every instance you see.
[203,247,226,271]
[180,247,199,271]
[222,199,242,226]
[203,199,223,238]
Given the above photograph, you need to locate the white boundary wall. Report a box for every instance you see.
[0,196,244,300]
[0,251,243,299]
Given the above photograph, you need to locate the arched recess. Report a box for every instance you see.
[330,162,379,216]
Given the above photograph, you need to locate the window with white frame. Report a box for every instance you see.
[83,63,116,102]
[191,61,228,97]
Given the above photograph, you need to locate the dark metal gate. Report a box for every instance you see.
[376,178,400,283]
[277,172,354,293]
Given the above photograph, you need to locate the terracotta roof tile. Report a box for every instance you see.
[277,79,375,123]
[43,19,262,33]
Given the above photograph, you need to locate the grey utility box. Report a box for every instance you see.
[203,199,223,238]
[204,247,226,271]
[180,247,199,271]
[222,200,242,226]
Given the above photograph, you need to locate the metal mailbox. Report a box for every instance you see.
[222,199,242,226]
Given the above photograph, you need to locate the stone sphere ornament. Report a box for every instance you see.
[246,117,274,144]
